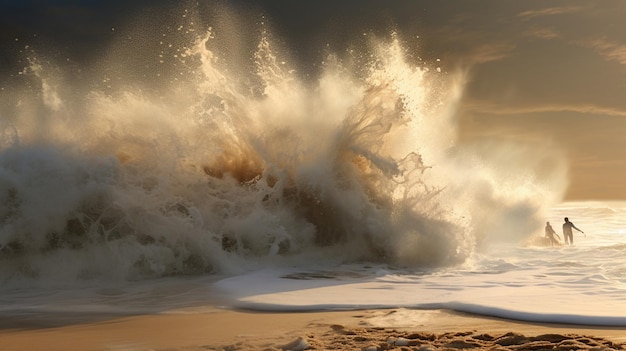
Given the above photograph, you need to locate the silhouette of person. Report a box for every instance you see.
[562,217,584,245]
[544,221,561,246]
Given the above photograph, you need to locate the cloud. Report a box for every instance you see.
[518,6,584,19]
[523,26,559,40]
[462,101,626,117]
[466,42,516,64]
[576,37,626,65]
[428,26,516,64]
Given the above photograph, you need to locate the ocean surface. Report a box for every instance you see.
[1,7,625,327]
[215,202,626,326]
[3,203,626,327]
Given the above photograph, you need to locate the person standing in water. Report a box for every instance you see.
[544,221,561,246]
[562,217,584,245]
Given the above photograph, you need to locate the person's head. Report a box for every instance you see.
[546,221,550,225]
[564,217,569,222]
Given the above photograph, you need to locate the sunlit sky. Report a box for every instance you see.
[1,1,625,200]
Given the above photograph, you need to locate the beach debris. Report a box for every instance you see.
[278,336,310,351]
[387,336,419,346]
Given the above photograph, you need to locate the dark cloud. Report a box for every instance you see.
[0,0,179,70]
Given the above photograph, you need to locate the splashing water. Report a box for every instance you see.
[0,9,567,287]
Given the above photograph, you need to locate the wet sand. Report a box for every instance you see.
[1,308,625,350]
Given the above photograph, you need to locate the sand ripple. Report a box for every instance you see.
[210,325,625,351]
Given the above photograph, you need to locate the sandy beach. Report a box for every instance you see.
[1,308,625,351]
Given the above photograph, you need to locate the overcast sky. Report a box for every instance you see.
[1,1,625,200]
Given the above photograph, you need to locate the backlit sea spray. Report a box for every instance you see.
[2,6,623,326]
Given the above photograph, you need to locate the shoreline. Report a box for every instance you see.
[1,308,625,350]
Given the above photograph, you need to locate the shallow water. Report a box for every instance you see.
[213,203,626,325]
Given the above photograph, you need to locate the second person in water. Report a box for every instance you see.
[544,221,561,246]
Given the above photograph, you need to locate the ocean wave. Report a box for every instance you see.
[0,3,566,286]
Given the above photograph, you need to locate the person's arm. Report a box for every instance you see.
[573,224,584,233]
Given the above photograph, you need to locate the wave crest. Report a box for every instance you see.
[0,6,565,285]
